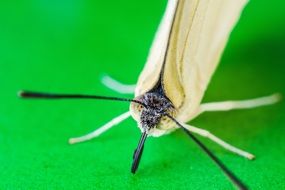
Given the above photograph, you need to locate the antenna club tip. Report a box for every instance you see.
[18,90,25,98]
[131,168,136,174]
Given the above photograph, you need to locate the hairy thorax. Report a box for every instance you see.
[130,92,177,136]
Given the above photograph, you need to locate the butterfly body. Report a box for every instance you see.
[131,76,177,136]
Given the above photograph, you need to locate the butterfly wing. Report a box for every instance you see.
[134,0,179,97]
[171,0,248,122]
[135,0,248,122]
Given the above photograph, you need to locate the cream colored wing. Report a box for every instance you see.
[134,0,178,97]
[135,0,248,122]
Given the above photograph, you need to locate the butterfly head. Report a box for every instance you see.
[130,92,176,135]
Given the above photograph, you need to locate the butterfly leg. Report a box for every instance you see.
[198,93,281,115]
[183,123,255,160]
[101,74,136,94]
[69,111,131,144]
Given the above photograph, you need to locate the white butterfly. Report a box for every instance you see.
[70,0,280,160]
[20,0,281,189]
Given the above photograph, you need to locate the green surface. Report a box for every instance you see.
[0,0,285,189]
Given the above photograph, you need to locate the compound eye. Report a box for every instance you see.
[137,104,143,112]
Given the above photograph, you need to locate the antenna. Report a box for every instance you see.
[131,131,148,174]
[165,114,248,190]
[18,90,146,107]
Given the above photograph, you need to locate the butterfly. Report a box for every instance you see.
[19,0,281,189]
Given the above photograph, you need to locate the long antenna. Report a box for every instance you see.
[131,131,148,174]
[166,114,248,190]
[18,90,146,107]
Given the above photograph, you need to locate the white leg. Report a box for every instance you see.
[183,123,255,160]
[198,93,281,115]
[69,111,131,144]
[101,74,136,94]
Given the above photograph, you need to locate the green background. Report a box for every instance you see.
[0,0,285,189]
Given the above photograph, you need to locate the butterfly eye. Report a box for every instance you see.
[135,104,144,113]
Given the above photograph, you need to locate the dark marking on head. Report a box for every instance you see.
[136,92,175,131]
